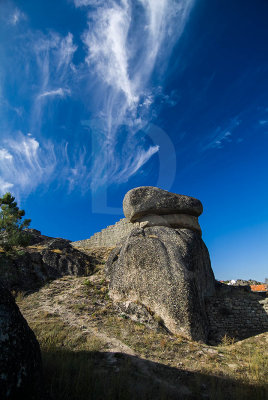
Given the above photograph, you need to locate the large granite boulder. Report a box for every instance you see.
[106,187,215,342]
[106,226,215,341]
[123,186,203,222]
[0,282,43,399]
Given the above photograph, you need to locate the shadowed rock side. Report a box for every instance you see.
[0,236,95,293]
[0,282,43,399]
[206,283,268,343]
[106,226,215,342]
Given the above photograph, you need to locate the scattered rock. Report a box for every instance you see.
[207,348,217,354]
[44,238,72,250]
[114,300,160,329]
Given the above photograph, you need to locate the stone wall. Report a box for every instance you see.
[206,286,268,342]
[72,218,138,248]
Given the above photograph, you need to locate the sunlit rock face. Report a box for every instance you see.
[123,186,203,221]
[106,187,215,342]
[0,282,43,400]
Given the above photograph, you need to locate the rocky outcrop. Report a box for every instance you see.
[24,229,54,245]
[0,236,94,293]
[106,187,215,342]
[0,282,43,399]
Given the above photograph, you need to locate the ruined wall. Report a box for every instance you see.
[206,287,268,341]
[72,218,138,248]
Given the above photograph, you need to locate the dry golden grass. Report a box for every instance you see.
[27,245,45,250]
[16,269,268,400]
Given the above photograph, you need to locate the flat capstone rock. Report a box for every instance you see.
[123,186,203,222]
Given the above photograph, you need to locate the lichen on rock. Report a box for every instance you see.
[106,187,215,342]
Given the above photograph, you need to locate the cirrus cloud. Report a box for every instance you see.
[79,0,195,188]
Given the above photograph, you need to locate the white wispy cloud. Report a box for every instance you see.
[56,33,77,72]
[1,1,195,195]
[0,24,83,196]
[9,8,26,25]
[83,1,136,109]
[82,0,194,113]
[32,32,77,93]
[0,148,13,161]
[211,131,232,149]
[31,31,77,133]
[64,146,91,193]
[0,97,23,117]
[78,0,195,187]
[74,0,102,8]
[0,177,14,194]
[114,145,160,182]
[204,118,241,150]
[0,133,94,196]
[90,142,160,188]
[38,88,71,98]
[0,133,57,196]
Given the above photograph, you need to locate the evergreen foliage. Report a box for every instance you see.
[0,192,31,252]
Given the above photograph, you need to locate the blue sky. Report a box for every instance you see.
[0,0,268,281]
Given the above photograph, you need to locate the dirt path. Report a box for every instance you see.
[21,276,136,355]
[19,275,193,397]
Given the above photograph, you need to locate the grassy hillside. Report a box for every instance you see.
[15,247,268,400]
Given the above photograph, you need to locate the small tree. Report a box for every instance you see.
[0,192,31,252]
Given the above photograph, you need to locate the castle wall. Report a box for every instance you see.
[72,218,138,248]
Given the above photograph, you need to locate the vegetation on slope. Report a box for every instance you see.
[0,192,31,253]
[16,250,268,400]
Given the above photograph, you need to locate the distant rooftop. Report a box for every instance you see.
[250,284,267,293]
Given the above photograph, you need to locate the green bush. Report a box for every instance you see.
[0,192,31,252]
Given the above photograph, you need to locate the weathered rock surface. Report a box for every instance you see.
[0,236,94,293]
[24,229,54,245]
[137,213,201,233]
[106,226,215,342]
[0,282,43,399]
[123,186,203,222]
